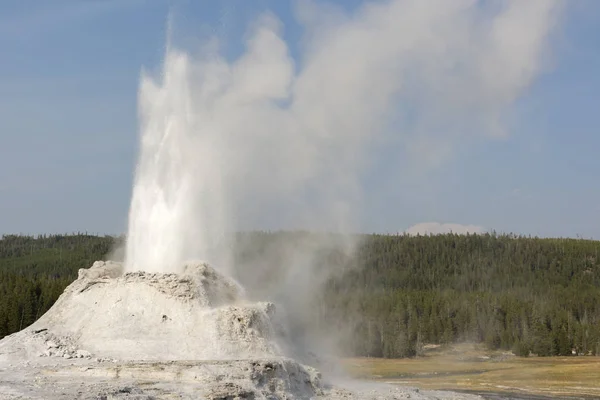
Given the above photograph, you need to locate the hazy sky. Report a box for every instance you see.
[1,0,599,238]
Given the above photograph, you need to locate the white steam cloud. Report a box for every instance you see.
[124,0,563,274]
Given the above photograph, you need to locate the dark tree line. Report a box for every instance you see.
[228,231,600,358]
[1,232,599,359]
[0,234,118,338]
[316,233,600,358]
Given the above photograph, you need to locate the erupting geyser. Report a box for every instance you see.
[0,0,563,397]
[124,50,229,274]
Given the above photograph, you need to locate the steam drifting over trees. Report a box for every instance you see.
[1,232,599,358]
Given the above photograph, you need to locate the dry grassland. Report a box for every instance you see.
[342,343,600,399]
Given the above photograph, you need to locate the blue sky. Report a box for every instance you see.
[1,0,599,239]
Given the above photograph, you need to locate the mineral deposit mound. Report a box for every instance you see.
[0,261,481,399]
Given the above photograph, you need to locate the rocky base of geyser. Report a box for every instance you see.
[0,261,481,399]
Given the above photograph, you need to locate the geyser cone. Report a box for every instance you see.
[0,261,482,399]
[2,261,284,362]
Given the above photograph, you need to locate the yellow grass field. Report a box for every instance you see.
[342,343,600,399]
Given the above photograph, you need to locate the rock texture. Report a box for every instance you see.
[0,261,482,399]
[2,261,282,362]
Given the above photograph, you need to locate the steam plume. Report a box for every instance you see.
[124,0,562,278]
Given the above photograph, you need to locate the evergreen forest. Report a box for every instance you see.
[1,232,599,359]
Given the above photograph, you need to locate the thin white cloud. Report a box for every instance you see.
[405,222,486,236]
